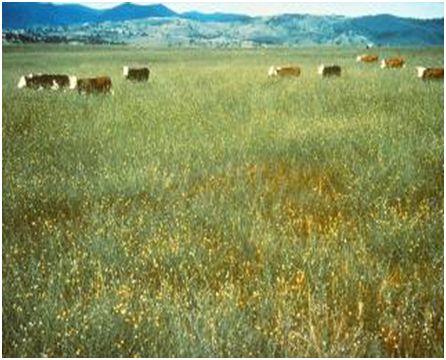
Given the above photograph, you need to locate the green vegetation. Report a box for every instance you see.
[2,45,444,357]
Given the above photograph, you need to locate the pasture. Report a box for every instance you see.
[2,45,444,357]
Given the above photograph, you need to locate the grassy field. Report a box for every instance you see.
[2,45,444,357]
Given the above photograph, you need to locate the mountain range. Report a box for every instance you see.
[2,2,444,47]
[2,2,252,28]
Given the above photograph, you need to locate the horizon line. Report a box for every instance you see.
[53,2,444,20]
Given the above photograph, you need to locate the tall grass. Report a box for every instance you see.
[2,45,444,357]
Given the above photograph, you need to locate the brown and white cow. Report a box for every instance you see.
[77,77,113,94]
[416,67,444,80]
[268,66,301,77]
[123,66,150,82]
[17,73,77,90]
[356,54,379,63]
[318,65,342,77]
[380,57,406,69]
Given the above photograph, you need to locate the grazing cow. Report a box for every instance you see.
[268,66,301,77]
[318,65,342,77]
[123,66,150,82]
[416,67,444,80]
[17,73,77,90]
[356,54,379,63]
[77,77,113,94]
[380,57,406,69]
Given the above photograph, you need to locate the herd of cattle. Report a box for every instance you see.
[17,66,150,94]
[16,54,444,94]
[269,54,444,79]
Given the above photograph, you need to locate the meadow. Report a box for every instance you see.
[2,45,444,357]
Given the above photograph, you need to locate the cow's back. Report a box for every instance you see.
[277,66,301,77]
[129,68,150,81]
[77,76,112,94]
[424,68,444,79]
[357,54,378,63]
[319,65,341,77]
[381,57,405,68]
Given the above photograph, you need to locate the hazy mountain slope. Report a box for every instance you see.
[2,2,99,28]
[98,3,177,22]
[2,2,178,29]
[347,15,444,45]
[182,11,252,23]
[2,3,444,47]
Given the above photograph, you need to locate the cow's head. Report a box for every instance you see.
[268,66,277,77]
[69,76,77,90]
[51,80,60,91]
[123,66,129,77]
[17,76,27,89]
[379,60,387,69]
[416,67,426,78]
[356,55,363,62]
[317,65,325,75]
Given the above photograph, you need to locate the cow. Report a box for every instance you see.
[268,66,301,77]
[416,67,444,80]
[356,54,379,63]
[318,65,342,77]
[77,77,113,94]
[17,73,77,90]
[380,57,406,69]
[123,66,150,82]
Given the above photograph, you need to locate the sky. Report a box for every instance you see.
[73,2,445,18]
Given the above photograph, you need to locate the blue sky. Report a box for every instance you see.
[74,2,444,18]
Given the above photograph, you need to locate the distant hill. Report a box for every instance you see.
[2,2,98,28]
[2,2,444,47]
[2,2,179,29]
[182,11,252,23]
[98,3,177,23]
[347,15,444,46]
